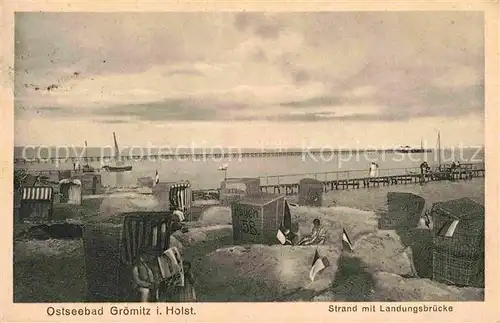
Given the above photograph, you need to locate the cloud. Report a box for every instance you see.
[162,68,205,77]
[14,12,484,126]
[234,13,284,39]
[96,119,131,124]
[94,99,217,121]
[280,95,347,108]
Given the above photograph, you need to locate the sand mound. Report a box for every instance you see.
[197,244,342,301]
[169,235,184,251]
[372,271,484,301]
[192,200,221,207]
[136,187,153,195]
[197,206,232,225]
[172,225,233,252]
[99,192,160,217]
[14,239,83,262]
[353,230,416,277]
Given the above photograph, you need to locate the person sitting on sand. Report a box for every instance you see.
[132,255,158,302]
[298,218,326,246]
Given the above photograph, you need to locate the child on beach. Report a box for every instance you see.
[298,218,326,246]
[131,255,158,302]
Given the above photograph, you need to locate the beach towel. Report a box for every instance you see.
[173,210,185,222]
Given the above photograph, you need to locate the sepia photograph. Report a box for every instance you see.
[11,10,487,307]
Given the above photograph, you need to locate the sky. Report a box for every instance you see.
[14,12,484,148]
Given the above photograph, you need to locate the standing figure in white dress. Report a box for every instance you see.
[369,162,377,178]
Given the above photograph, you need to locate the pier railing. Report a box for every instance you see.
[258,162,485,186]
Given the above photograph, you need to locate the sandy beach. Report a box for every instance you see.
[13,178,484,302]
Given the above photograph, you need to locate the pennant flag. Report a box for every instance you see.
[283,200,292,230]
[218,164,228,171]
[154,170,160,186]
[437,220,460,237]
[423,209,431,229]
[342,228,354,251]
[276,228,287,245]
[309,249,330,282]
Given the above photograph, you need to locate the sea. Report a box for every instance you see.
[14,147,485,190]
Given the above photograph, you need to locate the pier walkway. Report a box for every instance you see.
[258,163,485,196]
[18,162,485,198]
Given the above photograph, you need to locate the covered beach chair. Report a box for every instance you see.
[152,181,192,220]
[379,192,425,230]
[83,211,174,302]
[59,179,82,205]
[219,177,261,205]
[431,198,484,287]
[18,186,54,223]
[298,178,323,207]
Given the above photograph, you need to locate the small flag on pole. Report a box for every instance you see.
[218,164,228,171]
[283,200,292,231]
[437,220,459,237]
[309,249,330,282]
[276,228,287,245]
[342,228,353,251]
[154,170,160,186]
[424,210,431,229]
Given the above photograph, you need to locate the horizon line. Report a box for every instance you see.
[13,145,485,150]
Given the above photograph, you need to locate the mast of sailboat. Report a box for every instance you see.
[113,132,121,163]
[84,140,88,165]
[437,131,442,169]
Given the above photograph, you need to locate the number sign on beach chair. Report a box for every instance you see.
[231,193,286,245]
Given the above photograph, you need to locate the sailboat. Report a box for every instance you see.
[437,131,442,170]
[102,132,133,172]
[82,140,95,173]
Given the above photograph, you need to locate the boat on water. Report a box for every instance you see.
[395,146,430,153]
[102,165,133,172]
[82,164,95,173]
[395,137,431,153]
[102,132,133,172]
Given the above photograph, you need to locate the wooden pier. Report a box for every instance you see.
[18,162,485,199]
[259,163,485,196]
[13,148,434,165]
